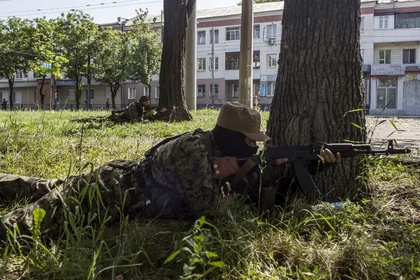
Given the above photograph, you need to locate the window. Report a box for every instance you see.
[210,29,219,43]
[403,49,416,64]
[253,52,261,68]
[232,84,239,98]
[396,13,420,29]
[198,58,206,71]
[209,57,219,71]
[68,89,76,101]
[225,53,240,70]
[197,31,206,44]
[254,84,260,96]
[253,25,260,38]
[210,84,219,97]
[379,50,391,64]
[86,89,94,99]
[376,78,397,109]
[361,17,365,32]
[128,88,136,99]
[105,87,112,99]
[379,16,389,29]
[14,91,22,104]
[267,82,275,97]
[143,87,149,96]
[155,86,160,98]
[226,27,240,41]
[197,84,206,98]
[266,24,277,38]
[15,70,24,79]
[267,54,278,68]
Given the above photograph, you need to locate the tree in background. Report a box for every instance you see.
[158,0,195,121]
[31,17,68,109]
[92,29,130,110]
[0,18,34,109]
[58,11,98,110]
[267,0,366,201]
[92,10,161,110]
[127,9,162,99]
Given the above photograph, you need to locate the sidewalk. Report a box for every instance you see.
[368,117,420,160]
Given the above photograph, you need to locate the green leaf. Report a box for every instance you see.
[351,122,364,130]
[208,261,228,268]
[198,216,206,226]
[388,119,399,131]
[346,108,364,114]
[33,208,46,233]
[163,249,182,264]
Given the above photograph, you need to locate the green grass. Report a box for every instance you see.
[0,110,419,279]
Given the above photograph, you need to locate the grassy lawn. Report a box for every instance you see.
[0,109,419,279]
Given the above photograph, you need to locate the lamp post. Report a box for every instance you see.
[117,17,129,108]
[239,0,254,108]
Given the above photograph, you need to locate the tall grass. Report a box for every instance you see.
[0,110,419,279]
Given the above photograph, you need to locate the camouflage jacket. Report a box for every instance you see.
[141,130,226,218]
[125,101,143,121]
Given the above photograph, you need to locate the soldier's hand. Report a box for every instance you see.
[274,158,288,165]
[320,148,342,164]
[213,157,240,179]
[160,107,168,113]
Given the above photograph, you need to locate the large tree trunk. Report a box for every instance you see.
[7,77,14,110]
[110,82,120,110]
[267,0,366,201]
[75,77,83,110]
[39,75,46,109]
[158,0,194,122]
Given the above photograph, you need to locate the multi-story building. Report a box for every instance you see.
[1,0,420,116]
[361,0,420,116]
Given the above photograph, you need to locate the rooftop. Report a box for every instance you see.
[121,0,420,25]
[198,2,283,19]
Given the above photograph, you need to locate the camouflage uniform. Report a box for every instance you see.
[0,130,241,240]
[124,101,143,121]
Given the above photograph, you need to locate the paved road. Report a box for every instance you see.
[368,117,420,156]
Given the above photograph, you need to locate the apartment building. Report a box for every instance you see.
[361,0,420,116]
[1,0,420,116]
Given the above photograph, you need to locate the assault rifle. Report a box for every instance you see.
[236,140,411,197]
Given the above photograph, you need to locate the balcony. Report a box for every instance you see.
[372,28,420,44]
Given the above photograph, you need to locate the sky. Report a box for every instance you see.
[0,0,240,24]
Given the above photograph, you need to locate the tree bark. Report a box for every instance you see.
[7,77,14,110]
[158,0,194,122]
[110,82,120,110]
[39,75,46,109]
[267,0,366,201]
[148,84,151,99]
[75,77,82,110]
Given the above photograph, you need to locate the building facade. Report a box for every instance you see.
[1,0,420,116]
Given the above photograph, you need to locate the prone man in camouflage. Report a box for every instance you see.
[111,96,170,122]
[0,102,340,240]
[73,96,169,124]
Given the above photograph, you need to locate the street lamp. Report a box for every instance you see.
[117,16,129,108]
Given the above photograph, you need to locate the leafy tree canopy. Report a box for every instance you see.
[127,9,162,86]
[57,11,98,108]
[30,17,68,80]
[0,17,35,108]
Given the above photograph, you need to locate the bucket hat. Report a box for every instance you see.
[216,102,270,142]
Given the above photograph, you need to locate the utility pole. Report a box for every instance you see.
[238,0,254,108]
[87,43,92,110]
[211,27,215,105]
[118,17,128,108]
[185,0,197,110]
